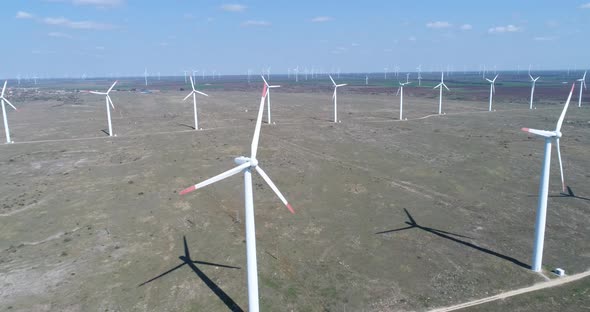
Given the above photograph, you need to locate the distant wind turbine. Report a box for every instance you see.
[330,75,347,123]
[433,72,450,115]
[485,75,498,112]
[144,68,148,86]
[261,75,280,125]
[183,76,209,130]
[89,81,118,137]
[529,74,540,110]
[396,81,411,120]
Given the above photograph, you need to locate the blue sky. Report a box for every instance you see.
[2,0,590,78]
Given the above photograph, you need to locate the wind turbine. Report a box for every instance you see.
[486,74,498,112]
[89,81,118,137]
[417,65,422,86]
[522,83,575,272]
[294,66,299,82]
[180,83,295,312]
[329,75,347,123]
[577,71,587,108]
[529,74,540,110]
[261,75,280,125]
[1,81,18,143]
[384,67,388,80]
[433,72,450,115]
[396,81,411,120]
[365,75,369,85]
[144,68,148,86]
[183,70,188,83]
[183,76,209,130]
[406,73,410,84]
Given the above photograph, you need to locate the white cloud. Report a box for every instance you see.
[16,11,34,19]
[460,24,473,30]
[579,2,590,9]
[426,21,451,29]
[42,17,114,30]
[311,16,334,23]
[488,25,521,34]
[47,0,124,8]
[221,4,246,12]
[241,20,270,27]
[48,32,72,38]
[534,36,558,41]
[408,36,417,41]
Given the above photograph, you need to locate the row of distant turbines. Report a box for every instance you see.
[0,71,587,312]
[1,70,587,142]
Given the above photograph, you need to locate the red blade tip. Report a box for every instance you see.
[261,84,268,97]
[521,128,529,132]
[179,185,196,195]
[286,203,295,214]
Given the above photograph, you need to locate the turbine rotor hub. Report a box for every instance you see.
[249,158,258,168]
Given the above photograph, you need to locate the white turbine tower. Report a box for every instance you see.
[180,83,294,312]
[183,76,209,130]
[396,81,411,120]
[329,75,347,123]
[486,74,498,112]
[529,74,540,110]
[365,75,369,85]
[522,83,575,272]
[89,81,118,137]
[261,75,280,125]
[1,81,18,143]
[144,68,148,86]
[577,71,587,108]
[417,65,422,86]
[294,66,299,82]
[433,72,450,115]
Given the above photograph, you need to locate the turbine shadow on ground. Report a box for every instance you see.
[177,123,196,130]
[138,236,243,312]
[100,129,110,136]
[552,186,590,201]
[376,208,530,269]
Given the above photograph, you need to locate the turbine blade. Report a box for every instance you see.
[555,83,575,132]
[107,95,115,110]
[332,88,336,99]
[443,83,450,91]
[529,74,534,81]
[3,98,17,111]
[555,138,566,193]
[183,91,194,101]
[255,166,294,214]
[195,90,209,97]
[329,75,336,86]
[434,83,442,89]
[89,91,105,95]
[269,85,280,88]
[485,79,493,83]
[189,75,195,90]
[396,88,400,96]
[1,81,6,98]
[337,84,347,87]
[521,128,556,138]
[261,75,269,87]
[107,80,118,94]
[179,162,250,195]
[251,84,268,159]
